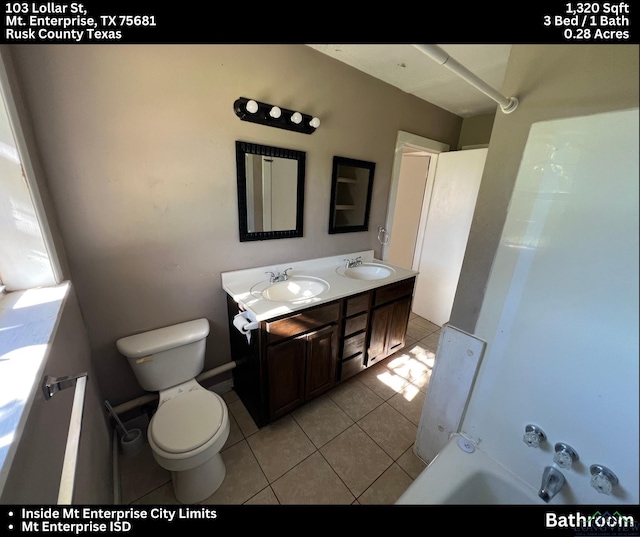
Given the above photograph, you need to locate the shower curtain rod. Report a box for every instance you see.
[414,44,518,114]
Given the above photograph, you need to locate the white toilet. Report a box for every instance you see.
[116,318,230,504]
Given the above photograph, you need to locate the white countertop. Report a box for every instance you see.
[221,250,418,321]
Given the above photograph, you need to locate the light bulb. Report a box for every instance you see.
[245,100,258,114]
[290,112,302,124]
[309,117,320,128]
[269,106,282,119]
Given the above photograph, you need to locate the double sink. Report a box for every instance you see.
[251,263,396,303]
[221,250,418,321]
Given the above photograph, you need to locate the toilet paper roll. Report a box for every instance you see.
[233,313,258,343]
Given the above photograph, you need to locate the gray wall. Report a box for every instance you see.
[451,44,639,332]
[8,44,463,406]
[1,284,112,504]
[457,113,495,149]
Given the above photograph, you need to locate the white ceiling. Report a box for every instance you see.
[307,44,512,118]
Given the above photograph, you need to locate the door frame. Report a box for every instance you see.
[381,130,450,266]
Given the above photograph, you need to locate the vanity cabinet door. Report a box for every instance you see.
[305,325,339,400]
[368,304,392,365]
[267,324,339,421]
[386,296,412,354]
[267,337,306,421]
[368,296,412,366]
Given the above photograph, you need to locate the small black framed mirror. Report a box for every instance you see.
[328,156,375,234]
[236,141,305,242]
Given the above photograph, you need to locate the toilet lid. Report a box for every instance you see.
[151,390,223,454]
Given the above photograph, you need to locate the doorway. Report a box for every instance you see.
[382,130,487,327]
[382,131,449,266]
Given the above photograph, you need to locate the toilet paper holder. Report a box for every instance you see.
[233,312,258,332]
[233,312,259,343]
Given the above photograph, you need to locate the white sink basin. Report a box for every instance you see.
[337,263,396,281]
[251,276,329,303]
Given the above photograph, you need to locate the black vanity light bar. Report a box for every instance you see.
[233,97,320,135]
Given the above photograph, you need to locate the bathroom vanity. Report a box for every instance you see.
[221,251,417,428]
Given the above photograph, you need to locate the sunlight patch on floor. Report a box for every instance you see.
[398,381,420,402]
[376,343,435,401]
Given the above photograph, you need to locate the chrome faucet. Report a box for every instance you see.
[539,466,565,503]
[344,256,362,268]
[266,268,292,283]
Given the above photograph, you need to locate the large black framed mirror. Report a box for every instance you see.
[236,141,305,242]
[328,156,375,234]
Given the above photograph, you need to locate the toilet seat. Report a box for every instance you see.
[150,390,223,454]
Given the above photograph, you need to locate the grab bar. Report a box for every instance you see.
[42,372,88,504]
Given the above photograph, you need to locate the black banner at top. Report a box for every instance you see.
[0,1,636,45]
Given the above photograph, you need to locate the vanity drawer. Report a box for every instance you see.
[265,301,340,345]
[342,331,366,360]
[341,353,365,381]
[373,278,415,307]
[345,292,371,317]
[344,312,367,337]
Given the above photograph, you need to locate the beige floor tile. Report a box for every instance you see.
[356,361,409,401]
[132,482,179,505]
[244,486,280,505]
[405,340,436,369]
[291,394,354,448]
[200,440,268,505]
[357,463,414,505]
[403,335,418,349]
[222,412,244,450]
[384,347,432,385]
[406,320,435,341]
[387,384,426,426]
[326,377,384,421]
[412,369,433,393]
[320,424,392,498]
[357,403,417,460]
[222,390,240,404]
[396,445,428,479]
[119,442,170,504]
[420,331,441,352]
[410,316,440,333]
[246,415,316,482]
[271,452,355,505]
[228,398,258,437]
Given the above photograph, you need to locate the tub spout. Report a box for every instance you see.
[538,466,565,502]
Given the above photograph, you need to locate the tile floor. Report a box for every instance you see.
[118,313,440,505]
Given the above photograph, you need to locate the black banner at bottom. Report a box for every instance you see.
[3,504,640,535]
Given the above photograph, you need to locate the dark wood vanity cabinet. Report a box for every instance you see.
[265,302,340,421]
[227,277,415,428]
[339,292,370,381]
[267,324,338,421]
[368,297,412,366]
[227,297,340,427]
[367,278,415,366]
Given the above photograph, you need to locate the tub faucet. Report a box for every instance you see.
[538,466,565,503]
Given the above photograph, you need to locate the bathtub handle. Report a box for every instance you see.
[522,424,546,448]
[590,465,619,495]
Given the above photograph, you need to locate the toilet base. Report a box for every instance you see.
[171,452,226,504]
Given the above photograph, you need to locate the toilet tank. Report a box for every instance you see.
[116,318,210,392]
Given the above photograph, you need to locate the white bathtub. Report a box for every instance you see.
[397,435,541,504]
